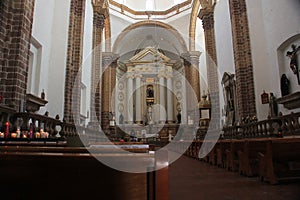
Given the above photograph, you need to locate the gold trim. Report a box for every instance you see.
[109,0,192,16]
[112,21,188,54]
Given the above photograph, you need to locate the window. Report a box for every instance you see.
[27,37,42,95]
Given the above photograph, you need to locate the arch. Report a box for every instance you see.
[277,33,300,93]
[112,20,188,55]
[189,0,201,51]
[277,33,300,51]
[104,15,111,52]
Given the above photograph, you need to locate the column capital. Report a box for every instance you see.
[198,0,216,19]
[181,51,202,65]
[92,0,109,18]
[198,7,215,31]
[134,74,143,79]
[102,52,119,68]
[126,73,135,79]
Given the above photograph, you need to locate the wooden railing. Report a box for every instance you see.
[0,111,108,145]
[223,112,300,139]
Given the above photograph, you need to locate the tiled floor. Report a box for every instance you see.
[169,156,300,200]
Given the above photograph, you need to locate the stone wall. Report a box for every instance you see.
[0,0,35,111]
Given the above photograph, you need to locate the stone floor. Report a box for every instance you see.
[169,156,300,200]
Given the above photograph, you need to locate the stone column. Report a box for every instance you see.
[101,52,118,133]
[135,75,142,124]
[159,76,166,123]
[0,0,35,112]
[63,0,86,124]
[127,75,134,124]
[228,0,256,120]
[182,52,201,115]
[199,6,220,131]
[189,52,201,101]
[167,77,174,123]
[89,8,106,130]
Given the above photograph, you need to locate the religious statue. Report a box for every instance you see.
[146,87,154,98]
[177,112,181,124]
[269,93,278,118]
[143,114,148,125]
[147,106,154,125]
[119,113,124,125]
[55,114,60,120]
[286,44,300,85]
[280,74,290,96]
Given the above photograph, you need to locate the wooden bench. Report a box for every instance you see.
[0,146,168,200]
[258,138,300,184]
[225,140,244,171]
[208,140,220,165]
[216,140,231,168]
[237,139,269,176]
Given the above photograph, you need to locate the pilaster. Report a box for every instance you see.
[228,0,256,120]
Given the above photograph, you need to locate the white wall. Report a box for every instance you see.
[110,14,132,50]
[168,13,190,48]
[31,0,55,115]
[246,0,300,119]
[32,0,70,118]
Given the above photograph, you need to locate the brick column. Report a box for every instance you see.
[64,0,85,124]
[199,7,220,131]
[0,0,35,111]
[89,10,105,130]
[228,0,256,120]
[182,51,201,124]
[101,52,118,134]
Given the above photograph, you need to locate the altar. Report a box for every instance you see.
[113,47,188,127]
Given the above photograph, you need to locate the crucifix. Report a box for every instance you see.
[286,44,300,85]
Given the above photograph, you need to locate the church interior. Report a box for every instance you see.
[0,0,300,199]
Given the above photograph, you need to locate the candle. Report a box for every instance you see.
[29,123,34,139]
[35,132,41,138]
[16,128,21,138]
[5,122,10,139]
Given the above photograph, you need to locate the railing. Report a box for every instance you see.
[12,112,62,137]
[222,125,242,139]
[0,111,107,144]
[223,112,300,139]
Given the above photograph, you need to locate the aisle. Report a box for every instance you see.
[169,156,300,200]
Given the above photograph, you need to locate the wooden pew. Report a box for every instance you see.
[209,142,219,165]
[216,140,231,168]
[0,145,168,200]
[258,138,300,184]
[237,139,269,176]
[225,140,245,171]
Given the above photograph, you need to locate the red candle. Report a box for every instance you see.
[4,122,10,138]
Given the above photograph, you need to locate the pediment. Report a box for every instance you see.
[129,47,170,63]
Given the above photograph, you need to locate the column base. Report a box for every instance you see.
[87,121,101,131]
[101,111,110,134]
